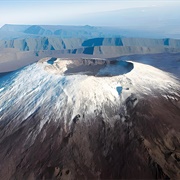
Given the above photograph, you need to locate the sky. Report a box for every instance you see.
[0,0,180,27]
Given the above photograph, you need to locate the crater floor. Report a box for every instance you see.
[40,57,134,77]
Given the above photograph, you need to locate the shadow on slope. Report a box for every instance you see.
[0,71,19,87]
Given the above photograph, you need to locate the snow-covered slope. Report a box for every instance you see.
[0,58,180,179]
[0,59,178,128]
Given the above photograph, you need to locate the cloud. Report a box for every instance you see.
[0,0,180,27]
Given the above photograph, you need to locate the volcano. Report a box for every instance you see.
[0,58,180,179]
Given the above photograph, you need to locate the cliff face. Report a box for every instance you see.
[82,37,169,47]
[0,59,180,179]
[1,37,180,51]
[0,37,85,51]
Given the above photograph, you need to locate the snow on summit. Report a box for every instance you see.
[0,58,179,131]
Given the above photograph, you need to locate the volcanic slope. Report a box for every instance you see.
[0,58,180,179]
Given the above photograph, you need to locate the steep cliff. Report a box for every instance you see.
[1,37,180,52]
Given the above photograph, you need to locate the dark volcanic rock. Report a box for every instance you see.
[0,92,180,179]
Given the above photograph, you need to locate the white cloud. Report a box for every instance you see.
[0,1,180,27]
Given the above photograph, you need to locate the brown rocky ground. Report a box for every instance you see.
[0,90,179,180]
